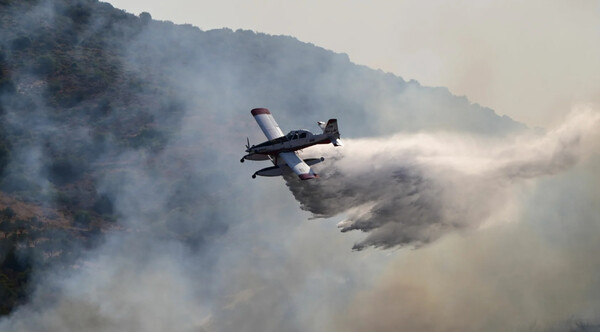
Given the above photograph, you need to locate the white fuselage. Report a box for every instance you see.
[245,130,331,157]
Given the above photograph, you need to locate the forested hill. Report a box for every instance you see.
[0,0,525,316]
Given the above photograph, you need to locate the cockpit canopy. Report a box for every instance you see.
[286,130,311,140]
[252,129,313,149]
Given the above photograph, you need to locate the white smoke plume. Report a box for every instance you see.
[286,109,600,250]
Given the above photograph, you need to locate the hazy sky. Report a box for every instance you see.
[106,0,600,128]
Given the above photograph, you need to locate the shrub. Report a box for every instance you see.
[1,207,15,219]
[73,210,91,227]
[45,157,85,185]
[67,4,91,25]
[33,55,55,76]
[92,194,113,215]
[10,37,31,51]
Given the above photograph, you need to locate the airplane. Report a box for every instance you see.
[241,108,342,180]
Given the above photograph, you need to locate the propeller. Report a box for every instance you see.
[241,137,251,163]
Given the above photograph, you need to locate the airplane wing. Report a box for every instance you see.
[251,108,284,140]
[279,151,318,180]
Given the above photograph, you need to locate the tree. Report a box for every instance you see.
[74,211,91,227]
[139,12,152,25]
[0,220,12,236]
[33,55,55,76]
[1,207,15,219]
[10,36,31,51]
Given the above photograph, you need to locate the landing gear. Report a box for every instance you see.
[252,174,256,179]
[240,157,245,163]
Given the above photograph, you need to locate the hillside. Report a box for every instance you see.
[0,0,526,315]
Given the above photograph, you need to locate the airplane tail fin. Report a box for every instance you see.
[320,119,343,146]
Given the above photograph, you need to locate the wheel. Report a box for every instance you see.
[252,174,256,179]
[240,158,245,163]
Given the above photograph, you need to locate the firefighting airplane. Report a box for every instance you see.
[241,108,342,180]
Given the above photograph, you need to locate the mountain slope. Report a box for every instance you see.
[0,0,526,316]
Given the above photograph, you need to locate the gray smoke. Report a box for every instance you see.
[286,109,600,250]
[1,1,600,331]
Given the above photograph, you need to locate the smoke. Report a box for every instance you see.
[1,1,600,331]
[329,147,600,331]
[286,109,600,250]
[0,235,210,332]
